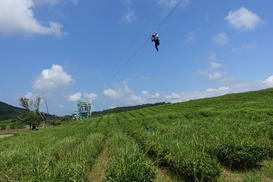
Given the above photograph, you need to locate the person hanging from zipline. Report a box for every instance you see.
[151,32,160,52]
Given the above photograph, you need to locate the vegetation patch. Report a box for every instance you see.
[216,144,269,170]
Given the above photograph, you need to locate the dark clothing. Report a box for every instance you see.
[151,37,160,52]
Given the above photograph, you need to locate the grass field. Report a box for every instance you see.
[1,88,273,181]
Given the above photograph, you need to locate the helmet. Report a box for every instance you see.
[152,34,156,37]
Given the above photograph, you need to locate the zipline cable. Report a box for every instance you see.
[96,0,183,97]
[156,0,183,31]
[96,3,162,96]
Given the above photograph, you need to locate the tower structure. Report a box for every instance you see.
[73,99,92,120]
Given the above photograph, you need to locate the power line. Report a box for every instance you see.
[96,0,183,97]
[96,3,162,96]
[156,0,183,31]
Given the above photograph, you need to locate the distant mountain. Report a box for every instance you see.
[0,101,25,121]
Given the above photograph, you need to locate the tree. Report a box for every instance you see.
[18,97,42,130]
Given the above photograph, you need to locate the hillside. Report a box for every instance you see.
[0,88,273,181]
[0,101,25,121]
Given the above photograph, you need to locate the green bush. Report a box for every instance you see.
[216,144,269,169]
[106,132,155,182]
[0,124,6,130]
[176,157,221,182]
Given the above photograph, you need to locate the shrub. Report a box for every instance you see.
[0,125,6,130]
[106,132,155,182]
[176,157,221,182]
[216,144,269,170]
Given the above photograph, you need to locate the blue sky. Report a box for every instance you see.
[1,0,273,116]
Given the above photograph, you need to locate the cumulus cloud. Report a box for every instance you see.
[226,7,263,31]
[212,33,229,45]
[261,76,273,87]
[67,92,97,102]
[208,72,225,80]
[68,92,82,102]
[103,80,162,107]
[103,80,133,100]
[0,0,64,36]
[164,92,180,100]
[84,93,98,101]
[24,92,33,99]
[197,58,225,81]
[210,62,222,69]
[33,64,74,91]
[101,74,273,109]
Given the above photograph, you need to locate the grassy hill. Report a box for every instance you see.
[0,101,25,121]
[0,88,273,181]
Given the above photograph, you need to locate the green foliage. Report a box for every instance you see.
[106,132,156,182]
[9,121,24,130]
[0,101,25,121]
[92,102,168,117]
[0,124,6,130]
[1,88,273,181]
[122,119,221,181]
[21,111,41,130]
[216,144,269,170]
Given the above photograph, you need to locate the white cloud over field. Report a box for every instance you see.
[102,74,273,109]
[33,64,74,91]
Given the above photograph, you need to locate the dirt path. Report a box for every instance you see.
[88,142,110,182]
[154,166,177,182]
[0,134,13,138]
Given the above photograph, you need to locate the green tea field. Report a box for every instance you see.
[1,88,273,181]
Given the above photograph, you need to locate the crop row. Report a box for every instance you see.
[106,130,155,181]
[0,120,106,181]
[117,111,273,181]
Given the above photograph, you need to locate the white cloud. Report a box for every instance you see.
[212,33,229,45]
[198,60,224,80]
[122,0,136,23]
[122,9,136,23]
[142,91,161,100]
[226,7,263,31]
[210,62,222,69]
[140,75,152,80]
[164,92,180,100]
[24,92,33,99]
[184,29,198,44]
[103,80,133,100]
[261,76,273,87]
[209,53,217,61]
[68,92,81,102]
[33,64,74,91]
[84,93,98,101]
[159,0,190,8]
[103,80,163,107]
[208,72,225,80]
[70,0,78,5]
[231,43,257,53]
[33,0,78,6]
[103,89,120,99]
[101,75,273,110]
[0,0,64,36]
[128,95,142,102]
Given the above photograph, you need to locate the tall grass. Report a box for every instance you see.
[106,131,155,182]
